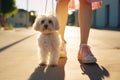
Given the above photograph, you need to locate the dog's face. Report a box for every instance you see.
[33,15,59,34]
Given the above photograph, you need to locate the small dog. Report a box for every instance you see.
[33,14,65,66]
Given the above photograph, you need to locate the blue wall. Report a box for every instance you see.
[92,0,119,28]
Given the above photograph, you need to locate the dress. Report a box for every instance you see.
[69,0,102,10]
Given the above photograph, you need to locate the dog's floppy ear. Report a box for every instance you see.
[32,17,40,31]
[50,15,60,30]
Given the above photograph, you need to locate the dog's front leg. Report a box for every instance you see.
[40,48,49,66]
[49,50,59,66]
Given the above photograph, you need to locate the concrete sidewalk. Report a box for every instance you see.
[0,26,120,80]
[0,28,36,52]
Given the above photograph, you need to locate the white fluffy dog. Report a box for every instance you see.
[33,14,64,66]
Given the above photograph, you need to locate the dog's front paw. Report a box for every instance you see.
[49,64,57,67]
[49,60,58,67]
[40,63,47,66]
[49,61,58,67]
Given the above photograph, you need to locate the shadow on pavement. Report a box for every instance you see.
[80,63,110,80]
[28,58,67,80]
[0,34,35,52]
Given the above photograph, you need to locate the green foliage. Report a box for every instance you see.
[0,0,18,16]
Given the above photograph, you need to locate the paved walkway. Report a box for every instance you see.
[0,26,120,80]
[0,28,36,52]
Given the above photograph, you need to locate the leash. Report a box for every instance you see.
[44,0,55,15]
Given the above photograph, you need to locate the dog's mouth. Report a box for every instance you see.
[41,28,54,34]
[43,27,52,31]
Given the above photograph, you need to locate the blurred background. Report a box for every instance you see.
[0,1,120,80]
[0,0,120,30]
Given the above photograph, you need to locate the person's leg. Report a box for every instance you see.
[78,0,96,63]
[56,0,69,57]
[56,0,69,40]
[79,0,92,44]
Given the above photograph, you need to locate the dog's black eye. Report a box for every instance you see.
[41,20,45,24]
[48,20,52,24]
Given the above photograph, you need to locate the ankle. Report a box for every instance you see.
[80,43,87,46]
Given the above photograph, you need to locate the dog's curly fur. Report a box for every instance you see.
[33,14,64,66]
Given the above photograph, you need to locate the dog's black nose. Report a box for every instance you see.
[44,24,48,29]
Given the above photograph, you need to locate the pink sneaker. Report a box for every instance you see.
[78,44,97,63]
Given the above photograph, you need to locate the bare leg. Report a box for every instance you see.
[78,0,96,63]
[79,0,92,44]
[56,0,69,40]
[56,0,69,57]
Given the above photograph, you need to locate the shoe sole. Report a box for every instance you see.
[78,59,97,63]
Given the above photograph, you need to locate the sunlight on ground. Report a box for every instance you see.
[65,26,80,45]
